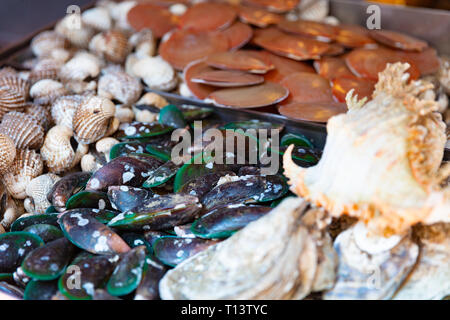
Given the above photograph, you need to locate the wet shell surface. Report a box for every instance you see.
[25,173,61,214]
[132,56,177,91]
[59,51,103,82]
[51,95,85,130]
[98,67,142,106]
[73,96,116,144]
[30,31,67,57]
[0,111,44,149]
[0,133,16,175]
[29,79,68,105]
[89,30,130,64]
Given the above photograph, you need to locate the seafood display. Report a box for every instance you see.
[0,0,448,301]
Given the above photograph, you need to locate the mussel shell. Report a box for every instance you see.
[21,237,76,281]
[159,104,186,129]
[106,245,147,297]
[280,133,314,148]
[222,120,284,133]
[65,190,112,210]
[107,194,202,231]
[59,210,130,255]
[178,171,236,200]
[180,106,213,122]
[191,204,272,239]
[121,233,153,253]
[0,232,44,273]
[273,145,320,167]
[11,213,59,232]
[23,224,64,243]
[116,122,173,140]
[143,231,170,248]
[145,144,172,162]
[202,175,288,210]
[49,172,91,211]
[153,236,218,267]
[108,186,154,212]
[134,256,167,300]
[143,161,179,188]
[0,281,24,300]
[93,289,121,300]
[237,166,261,176]
[109,141,148,160]
[23,279,58,300]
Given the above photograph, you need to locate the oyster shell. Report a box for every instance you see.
[97,66,142,106]
[0,133,16,175]
[25,173,61,214]
[0,111,44,149]
[89,30,130,64]
[132,56,177,91]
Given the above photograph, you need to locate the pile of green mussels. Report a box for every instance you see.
[0,104,321,300]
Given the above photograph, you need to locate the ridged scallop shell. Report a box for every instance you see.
[0,111,44,149]
[51,94,85,129]
[30,79,68,105]
[89,30,130,64]
[41,125,89,173]
[98,66,142,106]
[55,15,96,48]
[132,56,177,91]
[24,102,53,131]
[129,29,156,58]
[73,95,116,144]
[59,51,102,82]
[30,31,67,57]
[25,173,61,214]
[0,133,16,175]
[28,58,63,84]
[2,148,43,199]
[82,7,112,31]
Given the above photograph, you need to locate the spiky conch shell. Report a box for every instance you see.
[0,133,16,175]
[0,111,44,149]
[283,63,449,236]
[30,30,67,57]
[72,96,116,144]
[55,15,96,48]
[97,66,142,106]
[24,102,53,131]
[25,173,60,214]
[59,51,102,82]
[29,79,68,105]
[160,198,336,300]
[0,75,28,120]
[40,125,88,173]
[1,148,43,199]
[51,94,85,130]
[89,30,130,64]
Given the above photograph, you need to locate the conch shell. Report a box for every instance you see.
[283,63,449,235]
[0,111,44,149]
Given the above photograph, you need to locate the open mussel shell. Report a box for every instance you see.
[201,175,288,210]
[0,281,24,300]
[23,279,58,300]
[23,224,64,243]
[178,171,236,199]
[0,232,44,273]
[58,254,117,300]
[134,256,167,300]
[107,194,202,231]
[278,101,348,123]
[205,51,274,74]
[108,186,154,212]
[159,104,187,129]
[206,82,289,108]
[116,122,173,140]
[106,245,147,297]
[59,210,130,255]
[191,70,264,87]
[49,172,91,211]
[21,237,76,281]
[65,190,112,210]
[272,145,320,167]
[153,236,218,267]
[179,2,237,32]
[191,204,272,239]
[11,213,59,232]
[143,161,179,188]
[220,21,253,50]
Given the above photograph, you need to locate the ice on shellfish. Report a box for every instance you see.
[283,62,449,236]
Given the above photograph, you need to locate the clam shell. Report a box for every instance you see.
[98,67,142,106]
[24,103,53,131]
[73,96,116,144]
[89,30,130,64]
[132,56,177,91]
[126,3,177,38]
[0,111,44,149]
[59,51,103,82]
[179,2,237,32]
[2,149,44,199]
[51,95,85,130]
[81,7,112,31]
[0,133,16,175]
[55,15,96,48]
[29,79,68,105]
[25,174,61,214]
[30,31,67,57]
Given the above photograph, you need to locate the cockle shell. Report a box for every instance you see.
[297,0,329,22]
[59,51,103,82]
[160,198,326,300]
[89,30,130,64]
[55,15,96,48]
[24,103,53,131]
[107,0,136,31]
[82,7,112,31]
[132,56,177,91]
[29,79,68,105]
[0,67,17,78]
[73,96,116,144]
[40,125,89,173]
[97,66,142,106]
[0,76,28,119]
[51,94,85,129]
[0,75,29,99]
[1,148,43,199]
[28,58,63,84]
[96,137,119,162]
[283,63,449,235]
[0,111,44,149]
[25,173,61,214]
[30,31,67,57]
[135,92,168,109]
[0,133,16,175]
[129,29,156,58]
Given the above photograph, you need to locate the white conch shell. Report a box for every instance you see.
[98,66,142,106]
[132,56,177,91]
[283,63,449,235]
[59,51,103,82]
[25,173,60,214]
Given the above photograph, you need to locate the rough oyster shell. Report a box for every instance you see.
[51,94,85,130]
[89,30,130,64]
[283,63,449,235]
[132,56,177,91]
[0,133,16,175]
[1,148,43,199]
[29,79,68,105]
[98,66,142,106]
[59,51,103,82]
[25,173,61,214]
[73,96,116,144]
[30,31,67,57]
[0,111,44,149]
[81,7,112,31]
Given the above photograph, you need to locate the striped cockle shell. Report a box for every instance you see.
[0,111,44,149]
[0,133,16,175]
[25,173,61,214]
[89,30,130,64]
[59,51,102,82]
[0,75,29,119]
[82,7,112,31]
[0,67,18,78]
[73,95,116,144]
[1,148,43,199]
[132,56,177,91]
[98,66,142,106]
[55,15,96,48]
[129,29,156,58]
[30,79,68,105]
[41,125,89,173]
[24,103,53,131]
[28,58,63,84]
[0,74,29,99]
[30,31,67,57]
[51,94,85,129]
